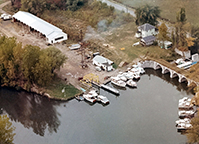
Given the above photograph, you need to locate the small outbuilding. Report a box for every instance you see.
[12,11,68,44]
[93,55,113,72]
[158,40,172,49]
[140,35,156,46]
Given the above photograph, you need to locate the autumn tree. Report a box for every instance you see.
[186,114,199,143]
[135,4,160,26]
[158,23,169,47]
[0,115,16,144]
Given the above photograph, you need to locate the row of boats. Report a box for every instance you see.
[75,64,145,105]
[111,65,145,88]
[75,90,109,105]
[176,97,195,132]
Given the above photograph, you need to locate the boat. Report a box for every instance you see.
[83,94,97,103]
[97,95,110,104]
[178,97,193,110]
[122,72,134,80]
[111,77,126,88]
[75,95,84,101]
[131,72,140,80]
[132,64,145,74]
[117,74,127,81]
[126,79,137,88]
[176,122,192,132]
[175,118,191,126]
[178,110,195,118]
[83,90,98,103]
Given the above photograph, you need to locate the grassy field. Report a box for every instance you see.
[103,22,180,65]
[115,0,199,25]
[44,77,81,100]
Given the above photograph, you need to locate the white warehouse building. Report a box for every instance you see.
[12,11,68,44]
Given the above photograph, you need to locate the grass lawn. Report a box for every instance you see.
[115,0,199,25]
[44,77,81,100]
[103,22,179,65]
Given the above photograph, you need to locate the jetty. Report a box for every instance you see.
[101,84,119,95]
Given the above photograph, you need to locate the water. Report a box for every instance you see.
[0,69,193,144]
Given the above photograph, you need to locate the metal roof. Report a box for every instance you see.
[12,11,66,39]
[141,35,156,43]
[93,55,113,65]
[138,23,155,31]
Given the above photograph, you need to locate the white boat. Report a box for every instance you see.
[178,97,193,110]
[122,72,134,79]
[132,72,140,80]
[177,123,192,132]
[88,90,98,97]
[83,90,98,103]
[111,77,126,88]
[176,118,191,125]
[117,74,127,81]
[126,79,137,88]
[178,110,195,118]
[97,95,109,104]
[132,64,145,74]
[83,94,97,103]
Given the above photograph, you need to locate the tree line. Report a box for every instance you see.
[11,0,87,15]
[0,36,66,90]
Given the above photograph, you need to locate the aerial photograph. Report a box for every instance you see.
[0,0,199,143]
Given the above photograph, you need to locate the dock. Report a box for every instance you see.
[101,84,119,95]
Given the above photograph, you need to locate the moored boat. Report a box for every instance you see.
[111,77,126,88]
[75,95,84,101]
[178,110,195,118]
[97,95,110,105]
[117,74,127,82]
[126,79,137,88]
[83,94,97,103]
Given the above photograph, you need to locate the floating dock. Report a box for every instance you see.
[101,84,119,95]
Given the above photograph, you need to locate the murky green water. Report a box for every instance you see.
[0,69,192,144]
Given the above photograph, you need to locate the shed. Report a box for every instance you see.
[93,55,113,72]
[12,11,68,44]
[140,35,156,46]
[158,40,172,49]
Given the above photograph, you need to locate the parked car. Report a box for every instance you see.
[1,13,12,21]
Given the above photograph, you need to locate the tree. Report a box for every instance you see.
[0,115,16,144]
[44,47,67,73]
[186,114,199,143]
[158,23,169,41]
[20,0,47,16]
[135,4,160,26]
[22,45,41,84]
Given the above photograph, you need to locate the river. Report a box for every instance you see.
[0,69,193,144]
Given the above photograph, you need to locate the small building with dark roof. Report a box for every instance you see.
[140,35,156,46]
[135,23,158,38]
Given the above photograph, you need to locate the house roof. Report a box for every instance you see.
[141,35,156,43]
[93,55,113,65]
[138,23,156,31]
[12,11,67,40]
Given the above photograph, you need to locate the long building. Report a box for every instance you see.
[12,11,68,44]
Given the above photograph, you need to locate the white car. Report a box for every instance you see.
[1,13,12,21]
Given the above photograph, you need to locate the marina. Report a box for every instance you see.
[0,69,193,144]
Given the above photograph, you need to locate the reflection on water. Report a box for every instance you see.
[145,69,193,94]
[0,69,194,144]
[0,88,60,136]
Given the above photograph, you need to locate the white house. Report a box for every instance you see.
[93,55,113,72]
[12,11,68,44]
[135,23,158,38]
